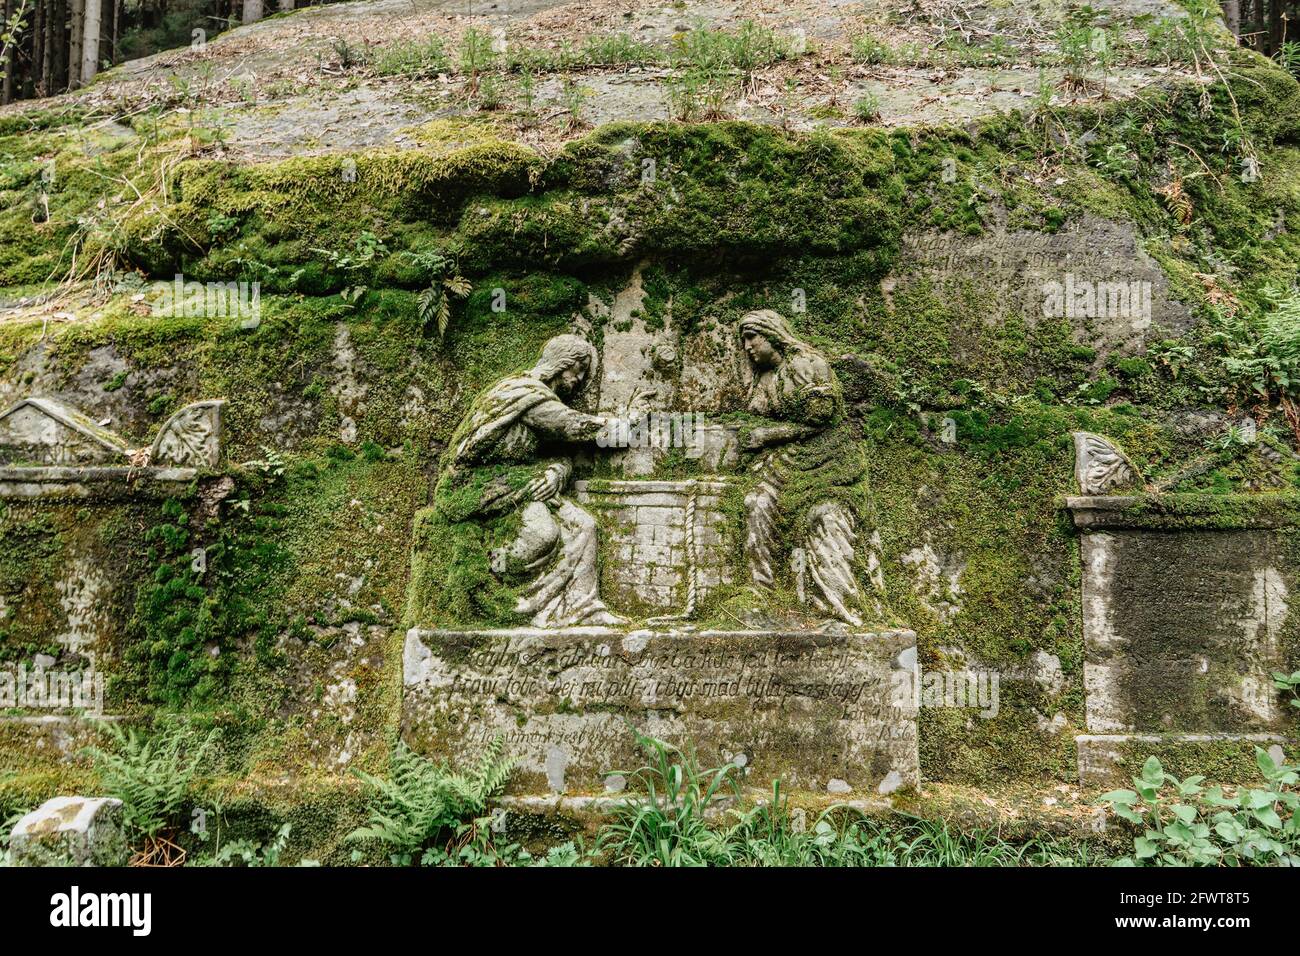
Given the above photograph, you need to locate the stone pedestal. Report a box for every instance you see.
[403,626,919,797]
[1067,494,1298,785]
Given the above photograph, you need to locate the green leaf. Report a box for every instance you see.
[1097,789,1137,806]
[1133,837,1159,859]
[1139,756,1164,785]
[1254,807,1283,829]
[1256,747,1277,776]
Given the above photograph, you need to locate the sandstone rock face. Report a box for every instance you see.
[8,796,128,867]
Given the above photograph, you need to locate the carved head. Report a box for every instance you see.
[739,309,801,371]
[533,334,598,399]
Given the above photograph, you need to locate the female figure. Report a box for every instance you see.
[738,310,877,626]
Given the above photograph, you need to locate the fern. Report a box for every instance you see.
[84,722,218,840]
[406,249,471,339]
[348,738,514,865]
[1219,290,1300,415]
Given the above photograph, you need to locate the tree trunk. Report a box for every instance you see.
[80,0,99,83]
[241,0,262,24]
[110,0,116,63]
[39,0,52,95]
[1223,0,1241,36]
[67,0,82,89]
[31,0,44,96]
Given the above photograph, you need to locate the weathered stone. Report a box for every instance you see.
[1077,734,1288,787]
[0,398,129,466]
[1072,432,1143,496]
[9,796,128,867]
[148,400,225,468]
[573,479,735,613]
[403,626,918,796]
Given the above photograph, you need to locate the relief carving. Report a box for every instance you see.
[149,400,225,468]
[1072,431,1143,495]
[434,334,626,628]
[738,310,879,626]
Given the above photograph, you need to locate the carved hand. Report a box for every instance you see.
[743,424,813,450]
[526,462,570,502]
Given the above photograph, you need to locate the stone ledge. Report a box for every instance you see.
[0,714,124,761]
[0,465,198,499]
[1065,493,1300,530]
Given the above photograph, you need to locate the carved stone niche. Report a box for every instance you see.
[1066,432,1297,785]
[0,397,225,499]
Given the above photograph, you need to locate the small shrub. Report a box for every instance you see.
[1098,749,1300,866]
[86,721,219,865]
[852,93,881,123]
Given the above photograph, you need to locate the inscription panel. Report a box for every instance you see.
[403,627,919,795]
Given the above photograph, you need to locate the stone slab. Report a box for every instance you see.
[9,796,127,867]
[1078,529,1292,735]
[0,466,197,499]
[403,626,918,797]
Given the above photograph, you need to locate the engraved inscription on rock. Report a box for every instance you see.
[403,627,919,796]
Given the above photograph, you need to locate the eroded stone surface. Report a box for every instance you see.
[9,796,127,867]
[1079,528,1293,735]
[403,626,918,795]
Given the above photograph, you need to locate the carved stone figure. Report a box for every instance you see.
[1072,431,1142,495]
[738,310,874,626]
[434,334,624,627]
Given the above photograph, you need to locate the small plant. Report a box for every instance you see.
[348,738,514,865]
[85,721,219,866]
[560,76,592,132]
[1277,41,1300,79]
[330,36,363,70]
[1214,290,1300,441]
[595,729,743,866]
[1273,671,1300,711]
[404,248,471,339]
[474,74,504,111]
[582,32,659,68]
[193,823,298,867]
[852,92,881,123]
[312,230,388,273]
[459,27,497,90]
[1098,750,1300,866]
[368,36,448,77]
[850,34,891,64]
[1,804,28,867]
